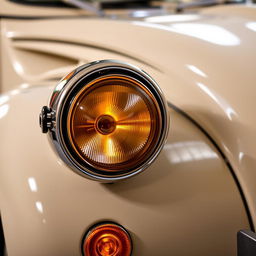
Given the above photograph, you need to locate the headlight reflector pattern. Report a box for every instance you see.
[67,76,161,172]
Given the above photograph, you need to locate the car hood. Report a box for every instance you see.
[2,4,256,224]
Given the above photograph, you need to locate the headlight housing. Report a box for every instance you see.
[40,60,169,182]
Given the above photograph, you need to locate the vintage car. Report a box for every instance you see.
[1,0,256,255]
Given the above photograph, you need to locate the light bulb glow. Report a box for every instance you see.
[67,76,161,172]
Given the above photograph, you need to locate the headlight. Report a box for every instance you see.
[40,60,169,182]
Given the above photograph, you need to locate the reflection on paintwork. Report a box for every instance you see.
[239,152,244,162]
[133,22,240,46]
[6,31,15,38]
[0,105,9,119]
[196,82,237,121]
[28,177,38,192]
[0,95,10,105]
[13,61,24,75]
[132,10,153,18]
[10,89,20,96]
[28,179,46,221]
[165,141,218,164]
[0,95,10,119]
[145,14,200,23]
[186,65,207,78]
[246,22,256,32]
[20,83,29,89]
[171,23,240,46]
[0,91,27,119]
[35,201,44,214]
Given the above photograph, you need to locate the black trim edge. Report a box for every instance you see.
[0,217,5,255]
[238,230,256,256]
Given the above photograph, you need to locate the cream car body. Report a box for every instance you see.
[0,1,256,255]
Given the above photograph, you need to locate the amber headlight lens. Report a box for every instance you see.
[42,60,168,181]
[67,76,161,173]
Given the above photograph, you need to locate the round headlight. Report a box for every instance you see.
[40,60,168,182]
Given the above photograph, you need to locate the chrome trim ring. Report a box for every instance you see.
[45,60,169,182]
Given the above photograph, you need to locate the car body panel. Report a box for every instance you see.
[0,85,250,255]
[1,4,256,225]
[0,2,255,255]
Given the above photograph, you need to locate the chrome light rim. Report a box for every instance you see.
[46,60,169,182]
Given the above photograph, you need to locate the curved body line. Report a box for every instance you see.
[168,101,255,231]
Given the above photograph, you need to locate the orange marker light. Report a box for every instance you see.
[83,223,132,256]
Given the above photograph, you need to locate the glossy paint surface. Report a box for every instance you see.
[0,86,249,255]
[2,4,255,225]
[0,3,255,255]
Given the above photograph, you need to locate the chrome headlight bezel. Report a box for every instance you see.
[40,60,169,182]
